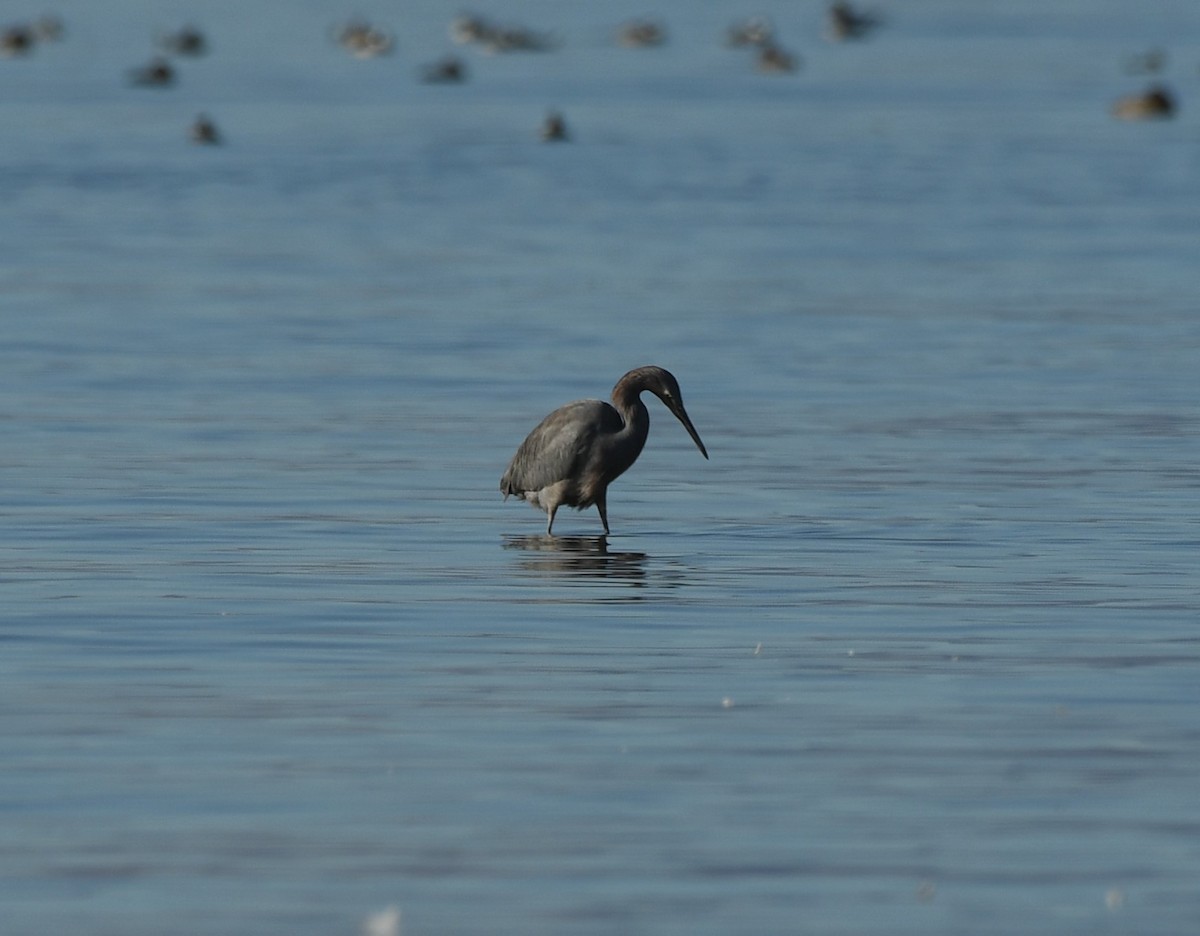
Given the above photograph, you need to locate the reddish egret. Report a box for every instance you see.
[500,366,708,535]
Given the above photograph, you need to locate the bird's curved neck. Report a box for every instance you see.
[611,383,650,435]
[606,385,650,477]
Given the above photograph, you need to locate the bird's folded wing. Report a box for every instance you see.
[501,400,619,494]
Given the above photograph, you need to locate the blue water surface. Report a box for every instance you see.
[2,2,1199,934]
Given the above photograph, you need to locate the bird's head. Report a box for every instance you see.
[626,366,709,460]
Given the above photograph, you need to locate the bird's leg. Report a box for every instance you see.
[596,492,610,535]
[546,504,558,536]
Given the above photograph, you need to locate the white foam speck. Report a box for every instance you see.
[362,905,401,936]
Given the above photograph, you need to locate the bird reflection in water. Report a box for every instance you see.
[501,534,647,582]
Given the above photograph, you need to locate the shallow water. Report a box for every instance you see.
[3,2,1200,934]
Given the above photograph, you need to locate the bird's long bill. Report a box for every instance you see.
[670,402,709,460]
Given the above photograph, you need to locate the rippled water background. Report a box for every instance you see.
[3,1,1200,933]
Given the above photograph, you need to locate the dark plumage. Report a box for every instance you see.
[501,366,708,535]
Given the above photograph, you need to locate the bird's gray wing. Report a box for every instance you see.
[501,400,621,494]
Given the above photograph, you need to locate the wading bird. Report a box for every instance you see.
[501,366,708,535]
